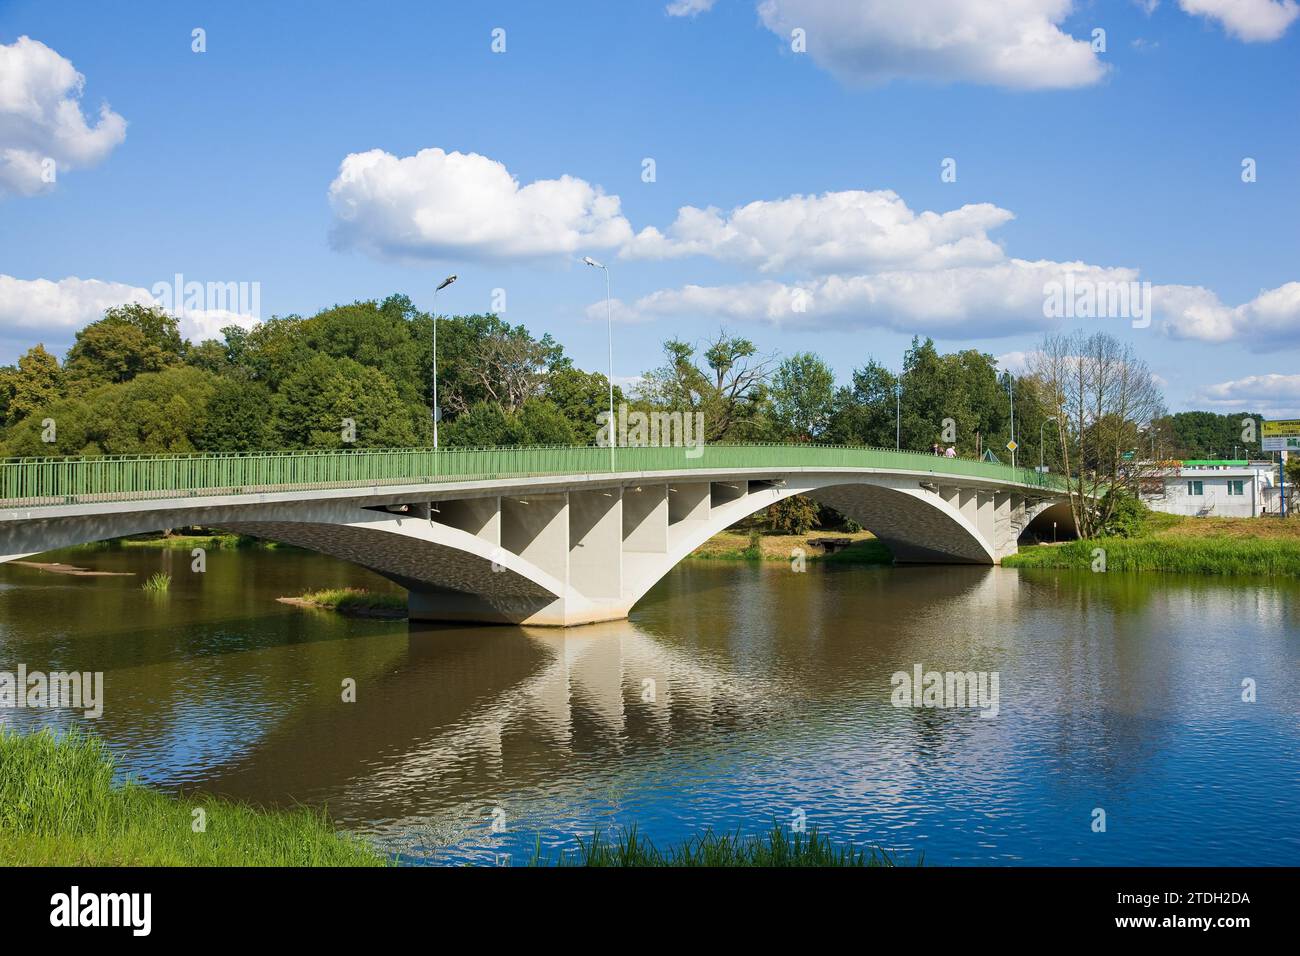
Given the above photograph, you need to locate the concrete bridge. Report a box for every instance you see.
[0,444,1070,627]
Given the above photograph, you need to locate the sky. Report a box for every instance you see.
[1,0,1298,417]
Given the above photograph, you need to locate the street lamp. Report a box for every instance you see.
[432,274,457,449]
[584,256,615,472]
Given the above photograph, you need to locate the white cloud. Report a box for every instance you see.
[995,350,1037,374]
[327,147,634,263]
[1158,281,1300,348]
[755,0,1108,90]
[622,191,1013,274]
[598,259,1141,336]
[1199,373,1300,417]
[1178,0,1299,41]
[666,0,718,15]
[0,275,258,346]
[0,36,127,198]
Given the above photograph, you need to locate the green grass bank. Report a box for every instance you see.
[0,729,385,866]
[1006,514,1300,576]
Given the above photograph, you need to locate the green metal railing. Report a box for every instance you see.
[0,443,1065,509]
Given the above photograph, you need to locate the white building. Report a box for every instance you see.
[1139,460,1280,518]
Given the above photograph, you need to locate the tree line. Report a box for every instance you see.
[0,295,1270,508]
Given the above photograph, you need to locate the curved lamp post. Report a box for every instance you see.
[583,256,615,472]
[432,274,457,448]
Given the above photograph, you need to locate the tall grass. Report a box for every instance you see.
[296,587,406,613]
[533,824,904,867]
[140,571,171,592]
[0,728,384,866]
[1004,536,1300,576]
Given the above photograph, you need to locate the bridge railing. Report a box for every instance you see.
[0,443,1065,508]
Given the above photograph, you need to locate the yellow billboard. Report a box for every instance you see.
[1263,420,1300,437]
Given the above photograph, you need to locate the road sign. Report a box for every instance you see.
[1262,420,1300,437]
[1006,440,1018,452]
[1262,420,1300,451]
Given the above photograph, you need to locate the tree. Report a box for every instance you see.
[638,330,775,442]
[2,366,219,456]
[196,379,275,451]
[0,344,63,426]
[545,366,625,443]
[771,352,835,440]
[826,360,897,447]
[270,354,422,448]
[64,304,186,385]
[1029,331,1166,538]
[1154,411,1263,459]
[766,495,820,534]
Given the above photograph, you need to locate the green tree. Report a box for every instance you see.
[766,495,820,535]
[196,379,275,451]
[639,331,775,442]
[271,354,422,448]
[825,360,897,447]
[3,366,219,456]
[0,344,63,426]
[64,304,185,385]
[545,366,624,443]
[771,352,835,440]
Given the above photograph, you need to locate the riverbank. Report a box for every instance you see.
[0,729,384,866]
[1006,514,1300,576]
[69,532,289,551]
[689,530,893,565]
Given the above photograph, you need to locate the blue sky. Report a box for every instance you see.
[2,0,1298,416]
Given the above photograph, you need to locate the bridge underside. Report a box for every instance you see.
[0,471,1064,627]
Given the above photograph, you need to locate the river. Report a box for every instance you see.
[1,544,1297,865]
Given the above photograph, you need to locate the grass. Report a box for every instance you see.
[293,587,407,614]
[68,532,294,552]
[1006,514,1300,576]
[532,824,905,867]
[690,529,893,565]
[140,571,171,592]
[0,728,385,866]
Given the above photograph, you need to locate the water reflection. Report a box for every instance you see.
[1,547,1297,865]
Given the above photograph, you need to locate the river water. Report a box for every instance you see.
[1,544,1296,865]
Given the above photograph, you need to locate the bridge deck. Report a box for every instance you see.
[0,444,1063,510]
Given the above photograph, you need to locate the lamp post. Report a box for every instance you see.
[432,274,457,449]
[583,257,615,472]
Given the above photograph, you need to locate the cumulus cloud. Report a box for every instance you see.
[595,260,1142,336]
[995,350,1037,375]
[1158,281,1300,349]
[0,275,258,345]
[0,36,127,198]
[622,191,1013,274]
[1199,373,1300,417]
[1178,0,1299,41]
[327,147,634,263]
[755,0,1108,90]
